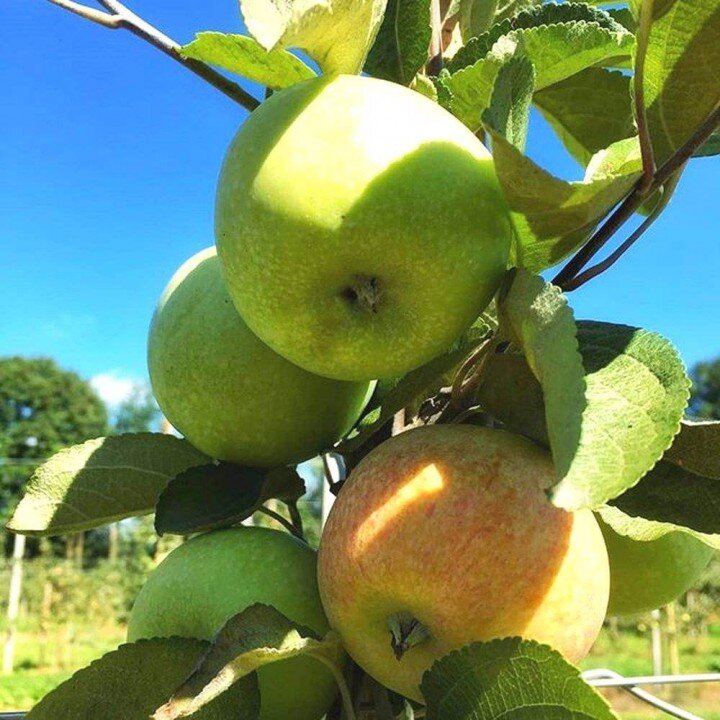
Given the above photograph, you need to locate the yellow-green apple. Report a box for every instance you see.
[128,527,337,720]
[317,425,609,701]
[598,518,714,616]
[147,247,374,466]
[215,74,512,382]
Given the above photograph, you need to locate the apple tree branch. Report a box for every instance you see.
[45,0,261,112]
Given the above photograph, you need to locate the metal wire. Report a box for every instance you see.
[583,669,720,720]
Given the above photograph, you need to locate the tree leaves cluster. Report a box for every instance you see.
[11,0,720,717]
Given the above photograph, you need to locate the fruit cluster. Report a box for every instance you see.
[131,74,713,718]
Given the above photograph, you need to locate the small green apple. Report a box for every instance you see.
[317,425,609,701]
[215,74,512,382]
[128,527,337,720]
[148,248,374,466]
[598,517,714,616]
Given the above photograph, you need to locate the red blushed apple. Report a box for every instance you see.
[317,425,609,701]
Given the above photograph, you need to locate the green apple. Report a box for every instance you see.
[128,527,337,720]
[318,425,609,701]
[598,518,714,616]
[148,247,374,466]
[215,74,512,382]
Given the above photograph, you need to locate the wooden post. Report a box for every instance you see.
[666,602,681,675]
[38,581,53,669]
[3,533,26,674]
[650,608,663,678]
[108,523,119,562]
[74,532,84,568]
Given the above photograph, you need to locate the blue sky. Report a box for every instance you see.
[2,0,719,406]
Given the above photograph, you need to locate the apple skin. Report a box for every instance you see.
[598,518,714,616]
[215,74,512,382]
[148,247,374,466]
[128,527,338,720]
[317,425,609,701]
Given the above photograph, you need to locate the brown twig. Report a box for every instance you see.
[563,168,683,291]
[45,0,260,111]
[553,102,720,290]
[436,336,499,423]
[286,500,305,538]
[427,0,444,76]
[258,506,304,540]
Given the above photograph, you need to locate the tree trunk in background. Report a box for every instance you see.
[65,534,74,560]
[74,532,84,568]
[666,602,681,700]
[108,523,119,562]
[3,533,26,674]
[651,609,663,678]
[39,580,53,669]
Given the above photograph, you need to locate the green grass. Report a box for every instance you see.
[0,627,124,711]
[0,672,71,711]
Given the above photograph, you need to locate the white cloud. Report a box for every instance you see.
[90,372,141,407]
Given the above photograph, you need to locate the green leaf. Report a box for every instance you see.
[7,433,209,537]
[364,0,432,85]
[607,7,636,32]
[421,638,616,720]
[665,419,720,478]
[154,464,305,536]
[337,318,493,456]
[496,269,587,488]
[534,68,635,166]
[180,32,315,89]
[599,460,720,549]
[482,55,535,151]
[460,0,499,41]
[695,131,720,158]
[475,322,697,513]
[489,133,641,272]
[643,0,720,165]
[494,0,543,26]
[439,4,633,131]
[411,73,439,101]
[448,3,628,72]
[154,604,344,720]
[551,321,690,510]
[241,0,388,75]
[26,637,259,720]
[498,278,691,510]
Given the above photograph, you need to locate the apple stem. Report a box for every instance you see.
[388,613,432,661]
[313,655,357,720]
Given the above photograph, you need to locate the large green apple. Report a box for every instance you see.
[128,527,337,720]
[317,425,609,701]
[598,518,714,616]
[215,74,512,382]
[148,247,374,466]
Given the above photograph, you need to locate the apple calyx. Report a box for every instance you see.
[341,275,381,314]
[388,612,431,661]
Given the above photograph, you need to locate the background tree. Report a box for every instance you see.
[0,357,107,527]
[689,357,720,419]
[0,356,107,672]
[110,385,160,435]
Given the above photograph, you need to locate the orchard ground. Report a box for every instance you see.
[2,611,720,717]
